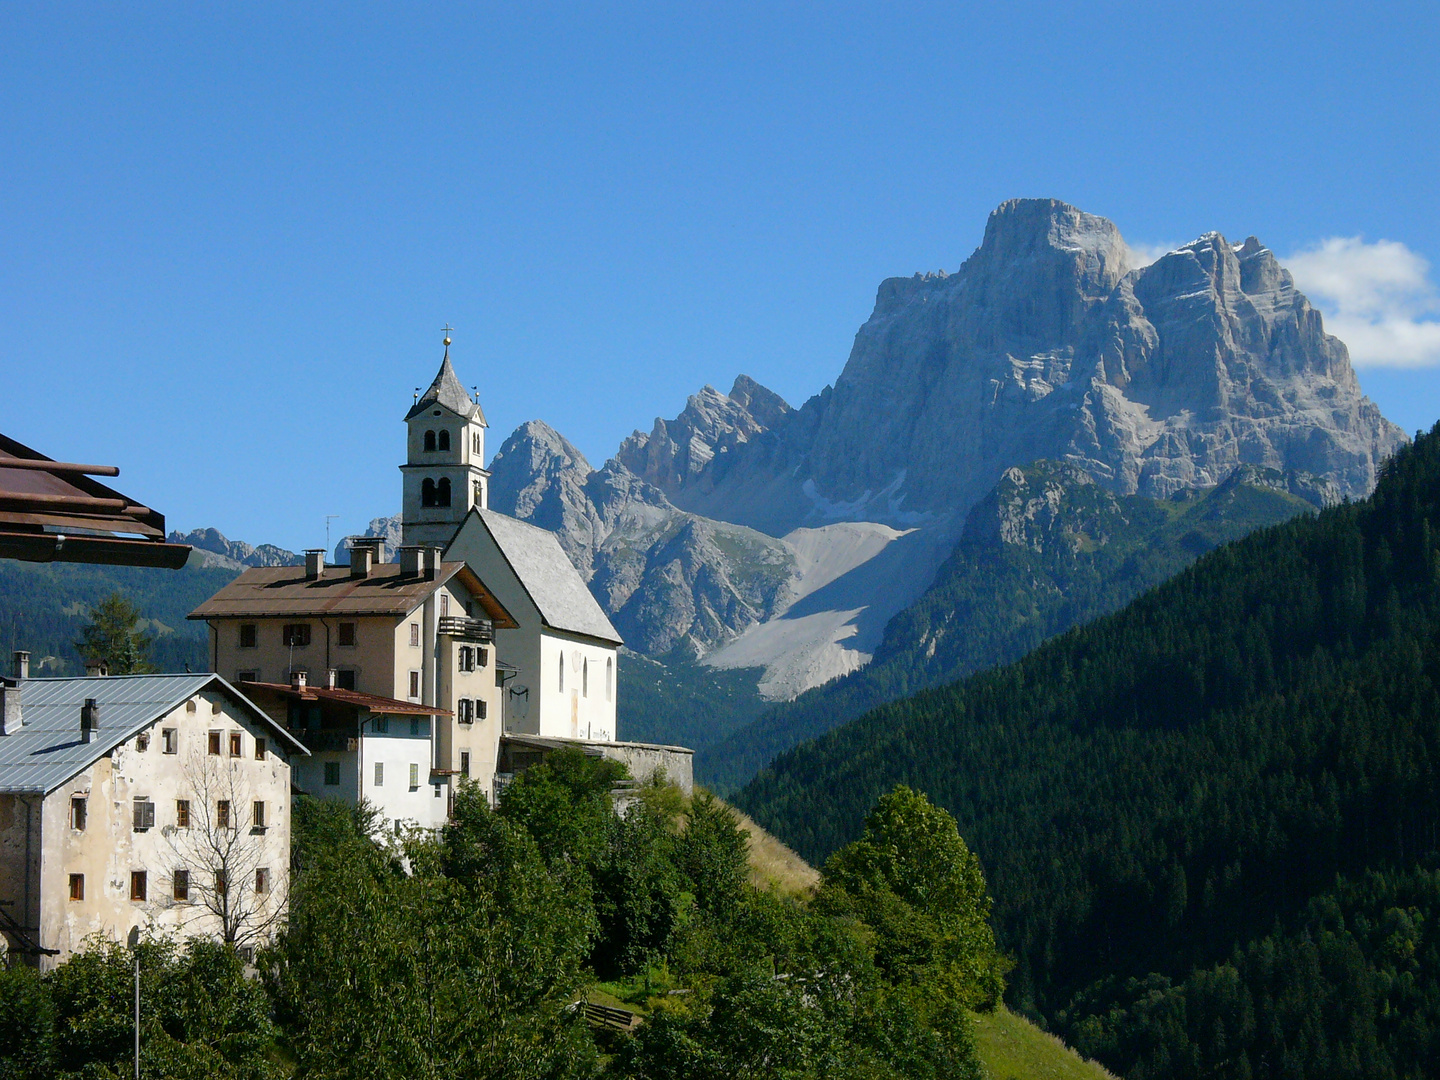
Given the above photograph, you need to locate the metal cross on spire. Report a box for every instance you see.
[441,324,454,359]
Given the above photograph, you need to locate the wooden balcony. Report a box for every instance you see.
[437,616,494,643]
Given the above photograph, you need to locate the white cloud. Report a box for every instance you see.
[1124,241,1175,269]
[1285,236,1440,368]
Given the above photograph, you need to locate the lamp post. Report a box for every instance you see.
[126,925,140,1080]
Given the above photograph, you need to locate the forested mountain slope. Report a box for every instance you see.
[699,461,1313,790]
[735,424,1440,1079]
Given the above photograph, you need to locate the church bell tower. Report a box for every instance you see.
[401,330,489,549]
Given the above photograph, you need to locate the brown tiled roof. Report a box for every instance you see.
[242,681,452,717]
[0,433,190,569]
[187,561,517,626]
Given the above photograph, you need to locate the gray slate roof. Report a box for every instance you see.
[0,674,307,795]
[472,509,622,644]
[406,355,487,424]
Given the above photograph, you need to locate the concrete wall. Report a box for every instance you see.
[0,687,294,967]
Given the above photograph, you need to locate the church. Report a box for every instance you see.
[399,337,623,744]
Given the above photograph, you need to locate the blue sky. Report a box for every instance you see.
[2,2,1438,551]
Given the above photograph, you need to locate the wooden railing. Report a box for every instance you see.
[437,616,494,643]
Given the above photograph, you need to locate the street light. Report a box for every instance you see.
[126,925,140,1080]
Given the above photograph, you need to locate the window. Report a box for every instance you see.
[473,432,481,455]
[215,870,227,897]
[457,699,473,724]
[438,429,450,452]
[186,699,197,713]
[460,751,470,778]
[71,796,86,831]
[255,737,266,760]
[136,731,150,752]
[163,728,177,754]
[208,731,221,755]
[282,623,311,647]
[558,654,564,692]
[176,800,190,828]
[477,699,487,720]
[132,799,155,832]
[434,783,442,798]
[337,622,357,647]
[236,670,258,683]
[477,647,488,668]
[474,479,484,505]
[217,800,231,829]
[255,868,270,895]
[374,716,389,734]
[409,623,420,647]
[336,669,357,690]
[239,623,257,648]
[440,593,450,618]
[130,871,147,902]
[421,478,436,506]
[229,732,243,757]
[173,869,189,902]
[424,429,437,452]
[409,763,419,790]
[606,657,613,702]
[436,478,452,507]
[583,658,588,698]
[324,761,341,786]
[374,762,384,787]
[408,671,420,700]
[459,646,474,672]
[252,801,267,829]
[495,669,505,688]
[69,874,84,901]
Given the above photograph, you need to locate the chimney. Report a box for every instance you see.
[84,659,108,678]
[0,680,19,735]
[304,549,326,581]
[291,670,308,691]
[80,697,99,743]
[325,668,338,690]
[12,651,28,680]
[426,546,443,581]
[349,544,373,579]
[399,545,424,577]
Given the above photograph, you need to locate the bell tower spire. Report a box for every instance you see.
[400,328,490,548]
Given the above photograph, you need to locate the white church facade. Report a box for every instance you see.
[400,341,623,743]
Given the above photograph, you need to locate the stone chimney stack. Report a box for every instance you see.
[305,550,326,581]
[291,670,308,691]
[350,544,373,579]
[325,668,338,689]
[80,698,99,743]
[0,680,19,735]
[12,651,28,680]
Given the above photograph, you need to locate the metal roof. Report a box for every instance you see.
[405,354,487,425]
[470,509,622,645]
[0,432,191,569]
[0,674,308,795]
[187,561,515,627]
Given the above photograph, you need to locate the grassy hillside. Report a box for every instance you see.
[735,427,1440,1078]
[701,464,1313,791]
[973,1007,1116,1080]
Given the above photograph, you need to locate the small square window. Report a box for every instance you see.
[460,751,470,778]
[323,761,341,785]
[131,871,147,902]
[252,801,266,829]
[71,796,86,831]
[408,671,420,700]
[132,799,155,832]
[217,800,231,829]
[337,622,357,647]
[162,728,177,754]
[173,869,189,902]
[208,731,221,755]
[176,799,190,828]
[374,716,389,734]
[69,873,84,901]
[478,700,488,720]
[229,732,243,757]
[476,647,488,668]
[374,762,384,787]
[239,623,257,648]
[255,868,270,895]
[410,623,420,648]
[336,669,357,691]
[236,670,258,683]
[254,737,266,760]
[282,623,311,647]
[457,699,472,724]
[409,763,419,790]
[136,731,150,752]
[434,783,442,798]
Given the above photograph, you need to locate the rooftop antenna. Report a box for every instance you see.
[325,514,339,553]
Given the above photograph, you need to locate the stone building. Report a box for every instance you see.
[0,667,305,967]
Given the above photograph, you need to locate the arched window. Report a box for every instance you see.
[606,657,613,702]
[436,478,452,507]
[421,478,436,507]
[558,653,564,692]
[473,479,484,506]
[423,430,436,452]
[438,430,450,451]
[583,658,588,697]
[472,432,481,455]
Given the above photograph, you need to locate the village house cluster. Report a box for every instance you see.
[0,341,692,965]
